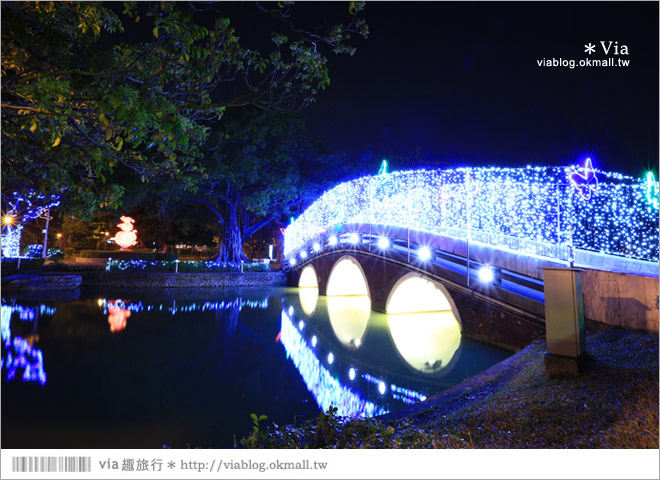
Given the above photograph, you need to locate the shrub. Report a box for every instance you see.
[22,244,43,258]
[63,247,75,257]
[106,259,268,273]
[47,248,65,259]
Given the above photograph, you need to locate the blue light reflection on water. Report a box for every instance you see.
[1,301,53,386]
[1,286,511,448]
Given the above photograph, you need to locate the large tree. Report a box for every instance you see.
[1,1,368,214]
[187,108,351,263]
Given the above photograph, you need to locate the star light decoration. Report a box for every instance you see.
[284,163,659,264]
[1,191,60,258]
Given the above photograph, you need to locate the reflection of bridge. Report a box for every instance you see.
[284,164,660,343]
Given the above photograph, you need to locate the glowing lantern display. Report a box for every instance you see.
[111,216,138,249]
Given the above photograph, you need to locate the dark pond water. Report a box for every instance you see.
[1,286,510,448]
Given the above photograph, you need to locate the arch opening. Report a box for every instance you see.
[386,274,462,374]
[326,256,371,348]
[298,265,319,315]
[298,265,319,289]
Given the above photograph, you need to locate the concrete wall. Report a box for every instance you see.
[582,269,659,333]
[79,271,286,288]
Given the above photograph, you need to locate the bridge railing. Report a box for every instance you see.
[284,166,659,265]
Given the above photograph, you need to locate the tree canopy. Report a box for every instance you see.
[1,1,368,215]
[186,108,352,262]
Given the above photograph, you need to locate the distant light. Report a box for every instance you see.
[327,352,334,364]
[418,246,432,261]
[288,306,294,316]
[378,381,386,395]
[298,320,304,330]
[478,266,495,283]
[421,395,427,401]
[348,233,359,244]
[328,235,338,246]
[2,216,14,226]
[311,335,317,347]
[312,242,321,252]
[353,338,361,347]
[377,237,390,249]
[290,258,297,266]
[300,250,308,259]
[349,368,356,380]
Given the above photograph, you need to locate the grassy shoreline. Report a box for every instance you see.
[243,329,659,448]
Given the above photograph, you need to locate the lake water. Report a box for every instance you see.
[1,286,510,448]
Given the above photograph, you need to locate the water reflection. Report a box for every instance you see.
[1,301,55,385]
[326,295,370,348]
[107,301,130,332]
[387,312,461,374]
[279,309,388,417]
[298,287,318,316]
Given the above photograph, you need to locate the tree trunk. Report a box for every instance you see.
[214,201,249,264]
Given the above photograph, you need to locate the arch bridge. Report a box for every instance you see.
[283,163,660,346]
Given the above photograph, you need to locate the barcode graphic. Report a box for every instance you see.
[12,456,92,473]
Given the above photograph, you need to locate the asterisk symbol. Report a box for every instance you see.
[584,43,596,55]
[167,462,176,469]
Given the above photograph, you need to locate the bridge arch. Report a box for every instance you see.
[385,272,462,327]
[326,255,370,298]
[385,272,462,375]
[298,265,319,288]
[326,255,371,349]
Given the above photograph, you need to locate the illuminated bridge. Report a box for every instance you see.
[283,162,659,347]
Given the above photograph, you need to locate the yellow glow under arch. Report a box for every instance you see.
[386,274,461,374]
[326,256,371,348]
[298,265,319,288]
[326,256,370,297]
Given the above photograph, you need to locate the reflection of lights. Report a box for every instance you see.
[378,381,386,395]
[298,287,319,316]
[328,235,338,246]
[97,297,269,317]
[327,352,334,364]
[418,246,432,261]
[349,368,356,380]
[348,233,359,244]
[478,266,495,284]
[279,310,388,417]
[377,237,390,249]
[311,335,317,347]
[312,242,321,252]
[107,303,130,332]
[1,302,54,385]
[388,312,461,374]
[327,295,370,348]
[300,250,308,259]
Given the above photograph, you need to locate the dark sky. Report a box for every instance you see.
[294,1,658,176]
[112,1,658,177]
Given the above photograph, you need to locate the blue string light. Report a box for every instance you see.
[284,164,658,263]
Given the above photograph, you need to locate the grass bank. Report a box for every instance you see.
[243,330,658,448]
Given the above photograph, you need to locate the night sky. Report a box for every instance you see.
[293,1,658,176]
[113,1,658,177]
